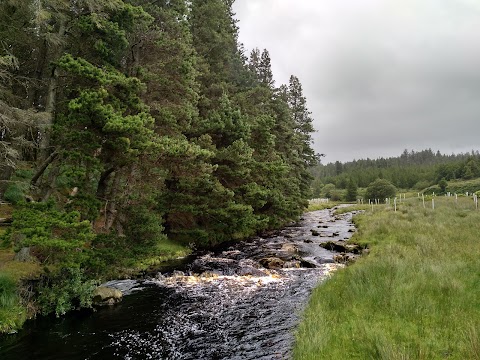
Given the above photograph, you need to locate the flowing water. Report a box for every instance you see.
[0,208,359,360]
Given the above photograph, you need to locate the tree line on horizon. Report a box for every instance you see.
[311,148,480,199]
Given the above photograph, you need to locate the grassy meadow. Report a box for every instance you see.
[294,195,480,359]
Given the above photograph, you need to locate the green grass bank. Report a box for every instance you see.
[294,196,480,359]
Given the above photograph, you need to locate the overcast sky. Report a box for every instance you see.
[233,0,480,163]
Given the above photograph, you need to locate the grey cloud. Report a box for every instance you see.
[234,0,480,163]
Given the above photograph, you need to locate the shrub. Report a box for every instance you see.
[413,180,431,190]
[6,201,95,265]
[37,267,97,316]
[2,169,33,204]
[3,184,25,204]
[322,183,336,198]
[365,179,396,201]
[438,178,448,193]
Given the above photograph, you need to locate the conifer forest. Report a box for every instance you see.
[0,0,318,318]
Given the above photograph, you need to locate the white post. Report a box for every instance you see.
[422,194,425,208]
[432,198,435,210]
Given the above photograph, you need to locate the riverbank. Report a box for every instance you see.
[0,200,191,334]
[0,198,321,334]
[294,196,480,359]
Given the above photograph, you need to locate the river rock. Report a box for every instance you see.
[296,257,318,268]
[283,260,301,268]
[333,253,358,264]
[259,257,285,269]
[238,266,267,277]
[281,243,297,253]
[320,241,363,254]
[310,229,320,236]
[92,286,123,306]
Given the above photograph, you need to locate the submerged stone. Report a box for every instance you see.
[92,286,123,306]
[259,257,285,269]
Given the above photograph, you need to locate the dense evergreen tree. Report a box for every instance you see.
[345,179,358,202]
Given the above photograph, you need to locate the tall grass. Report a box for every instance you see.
[294,197,480,359]
[0,274,17,308]
[0,273,25,332]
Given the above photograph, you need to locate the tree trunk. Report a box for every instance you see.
[39,19,66,163]
[96,167,116,200]
[104,172,120,231]
[41,164,60,202]
[31,151,58,186]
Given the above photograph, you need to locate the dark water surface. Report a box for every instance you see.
[0,208,358,360]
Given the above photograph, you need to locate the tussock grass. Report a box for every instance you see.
[129,238,191,271]
[0,273,26,333]
[294,197,480,359]
[0,249,41,333]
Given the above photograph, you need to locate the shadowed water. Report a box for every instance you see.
[0,208,359,360]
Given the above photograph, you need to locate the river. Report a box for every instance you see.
[0,207,359,360]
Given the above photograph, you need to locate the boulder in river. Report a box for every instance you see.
[283,260,301,269]
[320,241,363,254]
[333,253,358,264]
[259,257,285,269]
[237,267,268,277]
[92,286,123,306]
[310,229,320,236]
[281,243,297,253]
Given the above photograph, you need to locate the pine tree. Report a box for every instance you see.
[259,49,275,88]
[345,179,358,202]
